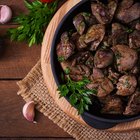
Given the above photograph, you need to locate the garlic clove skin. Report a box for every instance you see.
[22,101,37,123]
[0,5,12,24]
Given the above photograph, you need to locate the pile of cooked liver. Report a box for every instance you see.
[56,0,140,116]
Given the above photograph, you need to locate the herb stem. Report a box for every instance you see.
[8,0,59,47]
[58,76,97,114]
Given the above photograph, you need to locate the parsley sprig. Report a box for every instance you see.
[58,76,97,114]
[125,27,134,34]
[8,0,58,47]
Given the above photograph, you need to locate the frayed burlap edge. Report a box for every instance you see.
[17,60,140,140]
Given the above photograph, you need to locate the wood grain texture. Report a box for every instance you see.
[0,0,66,25]
[0,0,72,139]
[0,81,71,137]
[0,0,66,79]
[0,25,41,79]
[0,138,73,140]
[0,0,28,24]
[0,0,73,139]
[41,0,140,132]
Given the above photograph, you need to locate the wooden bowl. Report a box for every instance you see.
[50,0,140,129]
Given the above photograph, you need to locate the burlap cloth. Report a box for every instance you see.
[17,60,140,140]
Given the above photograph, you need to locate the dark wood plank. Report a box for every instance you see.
[0,0,66,79]
[0,0,28,21]
[0,138,74,140]
[0,0,66,24]
[0,81,71,137]
[0,0,73,139]
[0,25,41,79]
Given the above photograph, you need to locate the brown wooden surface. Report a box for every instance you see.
[0,138,73,140]
[0,0,73,139]
[41,0,140,132]
[0,26,41,79]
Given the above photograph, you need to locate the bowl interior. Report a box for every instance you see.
[51,0,140,123]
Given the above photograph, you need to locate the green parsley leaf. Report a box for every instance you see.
[64,67,70,75]
[57,56,65,62]
[115,51,122,59]
[57,76,97,114]
[8,0,59,47]
[125,27,134,33]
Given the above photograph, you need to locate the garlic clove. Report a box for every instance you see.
[0,5,12,24]
[22,101,37,123]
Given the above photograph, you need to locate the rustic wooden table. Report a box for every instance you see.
[0,0,73,139]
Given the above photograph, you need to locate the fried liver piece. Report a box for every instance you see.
[112,45,138,73]
[71,32,87,50]
[136,23,140,31]
[57,32,75,60]
[112,23,128,46]
[100,95,124,115]
[108,67,120,84]
[116,75,137,96]
[81,12,98,26]
[71,51,94,69]
[128,19,140,31]
[91,67,105,80]
[129,30,140,49]
[69,64,91,81]
[87,68,105,90]
[94,49,114,68]
[130,65,140,75]
[71,32,80,44]
[116,0,140,23]
[84,24,105,51]
[124,89,140,115]
[91,0,118,24]
[73,14,86,35]
[77,35,87,50]
[97,78,114,97]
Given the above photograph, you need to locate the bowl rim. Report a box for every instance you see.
[50,0,140,123]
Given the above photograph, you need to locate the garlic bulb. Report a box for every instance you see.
[22,101,37,123]
[0,5,12,24]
